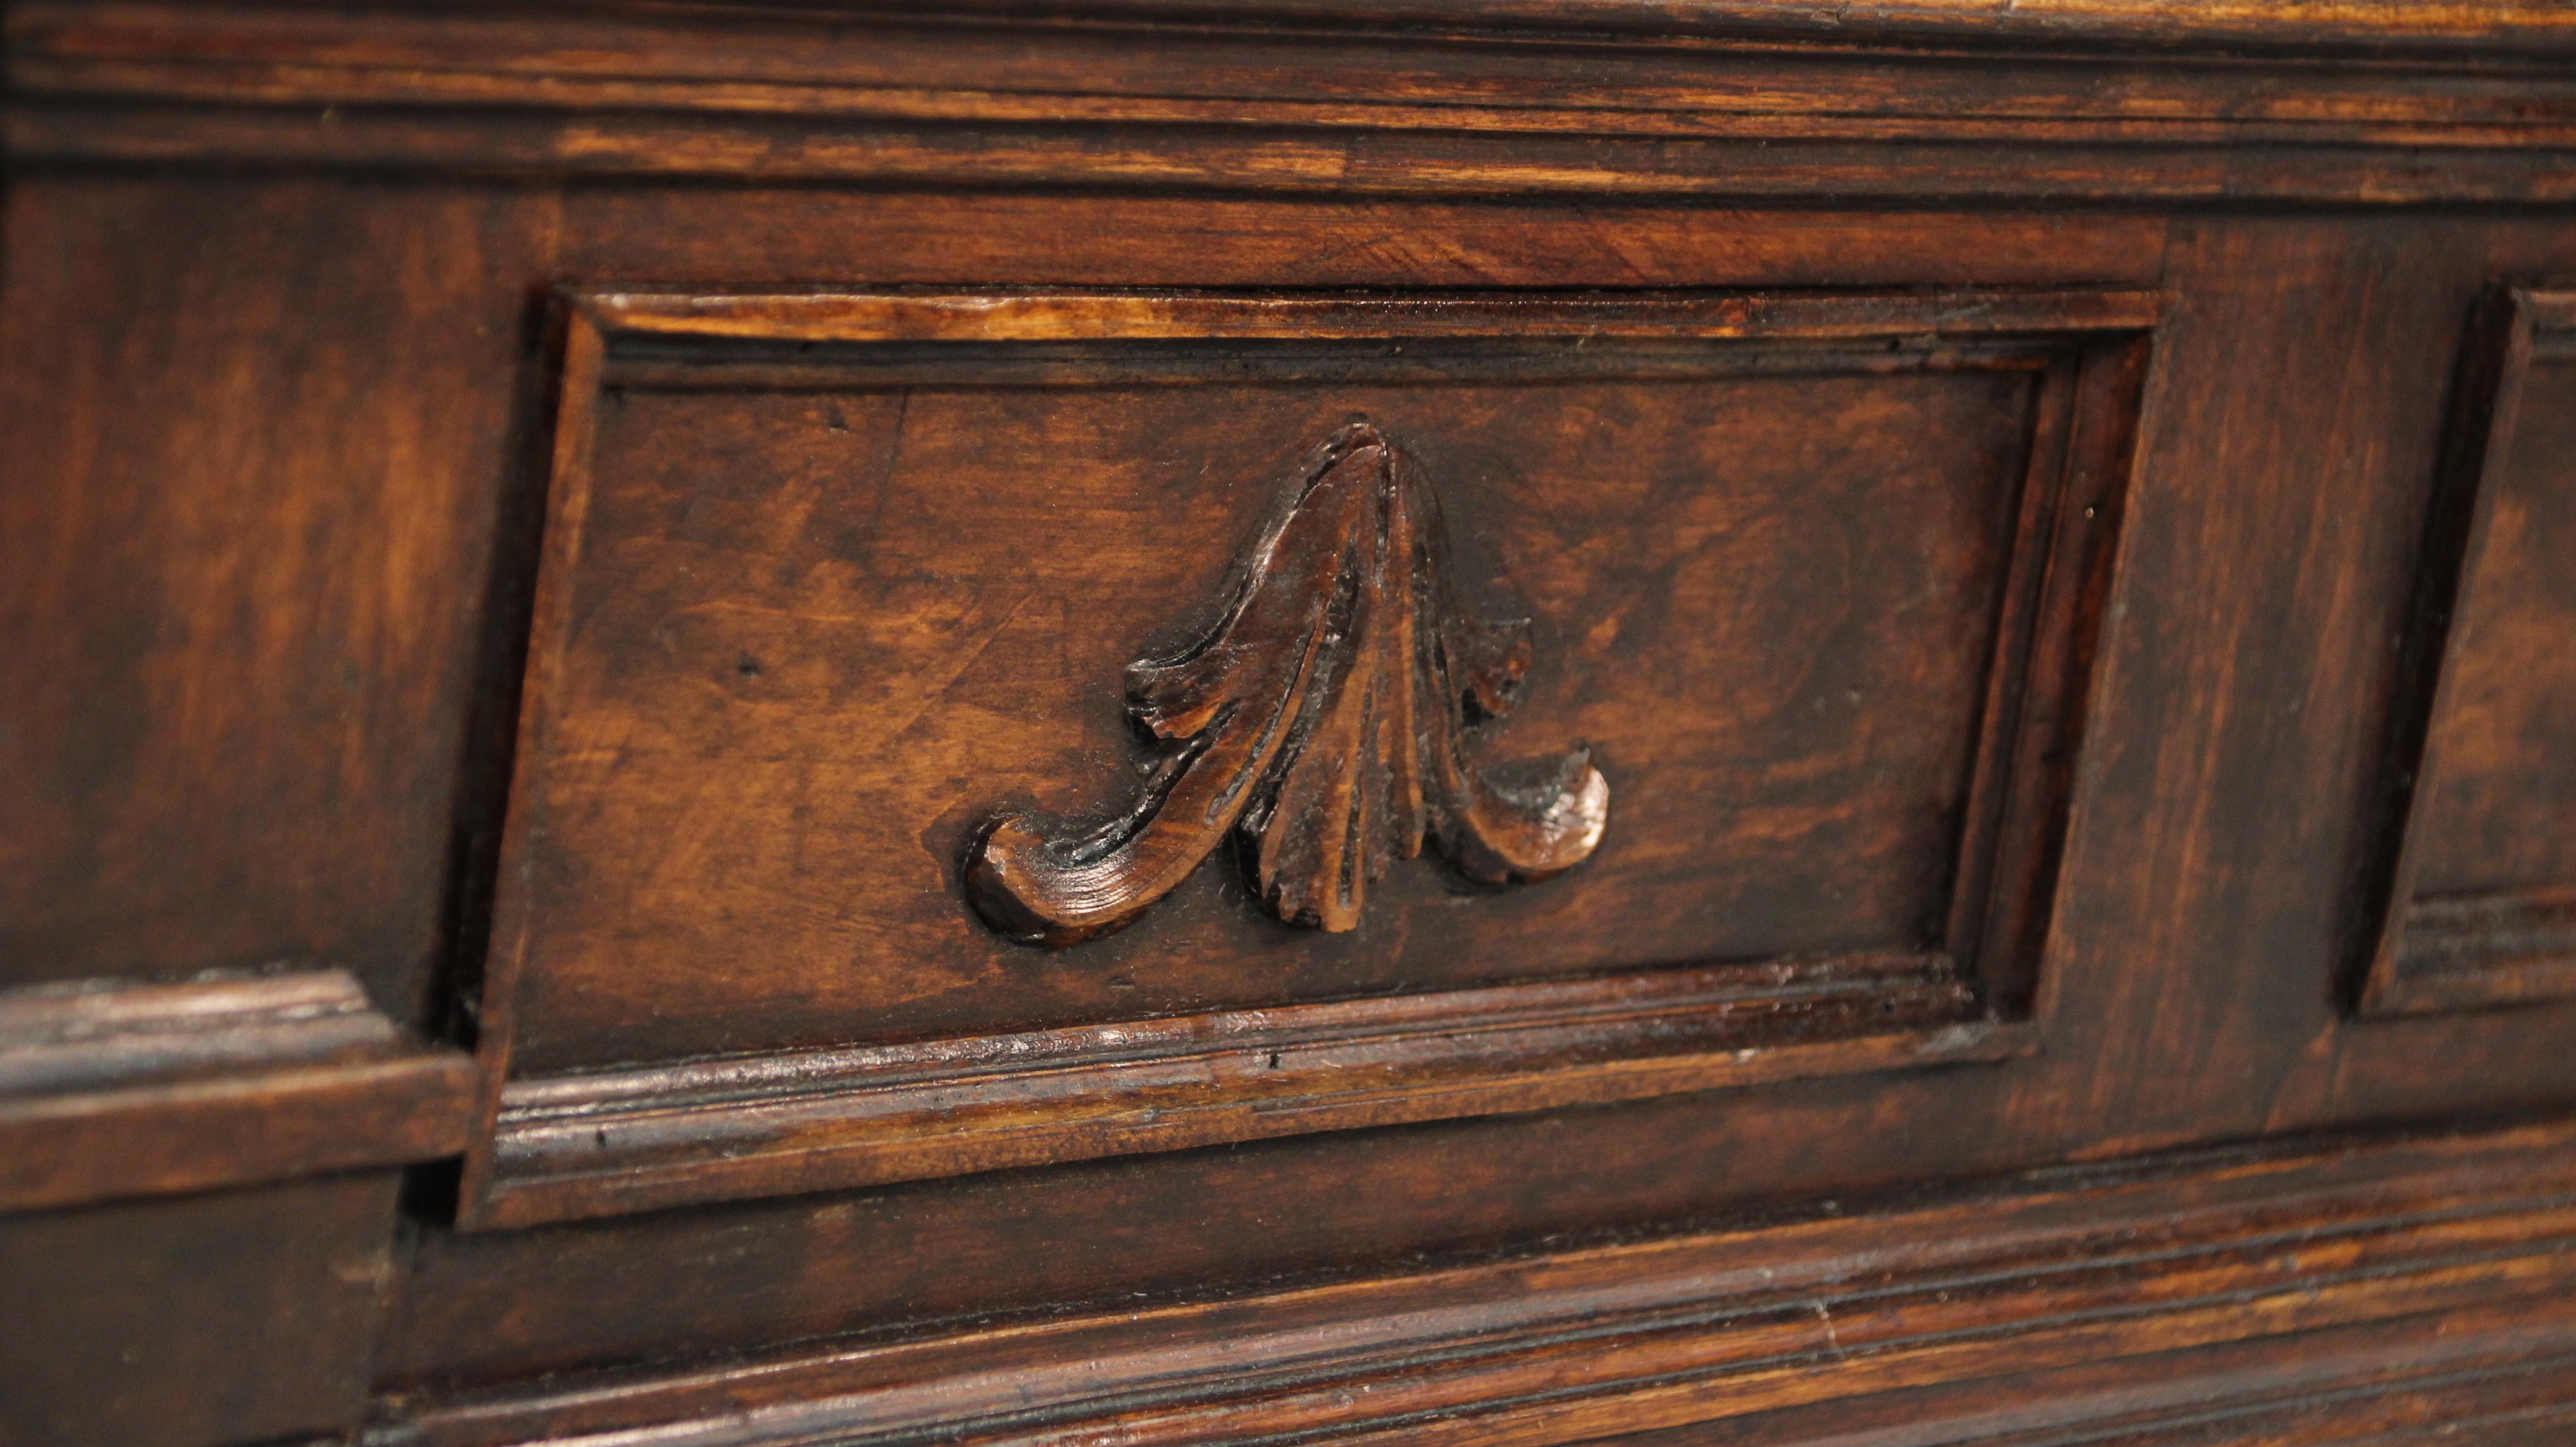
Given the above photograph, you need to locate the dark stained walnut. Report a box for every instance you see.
[26,7,2576,1445]
[385,281,2190,1230]
[2359,288,2576,1016]
[965,421,1610,945]
[451,284,2155,1225]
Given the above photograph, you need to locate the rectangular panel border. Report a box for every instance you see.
[460,286,2162,1228]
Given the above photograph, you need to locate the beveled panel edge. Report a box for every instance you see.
[475,955,2029,1228]
[460,284,2160,1229]
[403,1117,2576,1447]
[2387,884,2576,1015]
[2357,286,2576,1022]
[571,286,2171,347]
[0,968,478,1212]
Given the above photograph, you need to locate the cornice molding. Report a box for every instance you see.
[12,1,2576,201]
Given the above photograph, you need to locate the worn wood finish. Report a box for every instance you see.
[14,4,2576,1444]
[458,284,2145,1225]
[0,969,476,1212]
[21,0,2576,67]
[558,199,2172,294]
[392,1120,2576,1447]
[367,208,2576,1397]
[1592,1318,2576,1447]
[0,1173,402,1447]
[22,3,2576,134]
[0,174,555,1024]
[13,172,2576,1443]
[481,958,2029,1228]
[13,4,2576,202]
[2359,289,2576,1019]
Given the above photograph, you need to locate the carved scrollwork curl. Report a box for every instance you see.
[965,422,1609,945]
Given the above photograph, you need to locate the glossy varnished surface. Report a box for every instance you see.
[0,1173,402,1447]
[0,970,473,1211]
[0,177,552,1022]
[385,206,2576,1388]
[14,2,2576,201]
[445,284,2143,1223]
[9,3,2576,1444]
[396,1120,2576,1447]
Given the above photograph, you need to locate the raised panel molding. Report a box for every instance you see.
[460,287,2158,1228]
[0,969,476,1212]
[2359,287,2576,1018]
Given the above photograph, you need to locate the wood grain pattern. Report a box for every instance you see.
[369,214,2576,1398]
[21,2,2576,135]
[479,956,2025,1228]
[0,1173,402,1447]
[2359,289,2576,1018]
[17,10,2576,1434]
[1593,1316,2576,1447]
[396,1120,2576,1447]
[0,969,476,1212]
[0,174,557,1024]
[457,284,2149,1224]
[12,3,2576,202]
[555,199,2171,295]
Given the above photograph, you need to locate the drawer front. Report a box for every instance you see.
[465,287,2155,1226]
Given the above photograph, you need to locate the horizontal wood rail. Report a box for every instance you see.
[396,1117,2576,1447]
[12,4,2576,201]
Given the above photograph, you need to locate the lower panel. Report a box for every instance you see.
[390,1117,2576,1447]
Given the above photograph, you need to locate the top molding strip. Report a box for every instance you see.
[880,0,2576,52]
[11,2,2576,201]
[29,0,2576,61]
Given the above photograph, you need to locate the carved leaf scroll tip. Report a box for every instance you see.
[965,422,1609,946]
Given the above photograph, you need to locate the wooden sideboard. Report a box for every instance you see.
[7,4,2576,1445]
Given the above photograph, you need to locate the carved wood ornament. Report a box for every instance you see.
[966,422,1610,945]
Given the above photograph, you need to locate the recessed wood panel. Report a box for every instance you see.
[465,289,2153,1225]
[2363,288,2576,1016]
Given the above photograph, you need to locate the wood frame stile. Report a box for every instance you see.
[456,286,2162,1231]
[2358,287,2576,1019]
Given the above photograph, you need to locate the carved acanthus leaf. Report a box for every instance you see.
[965,422,1610,945]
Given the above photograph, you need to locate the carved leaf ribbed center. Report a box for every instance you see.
[965,422,1610,945]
